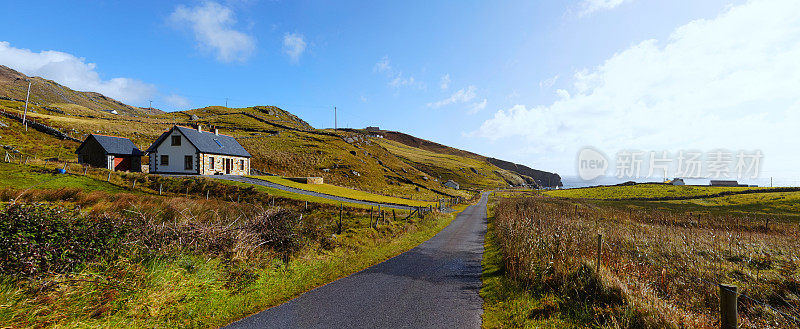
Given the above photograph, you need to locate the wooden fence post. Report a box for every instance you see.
[719,284,738,329]
[206,190,209,200]
[392,209,396,222]
[132,180,136,189]
[159,184,162,195]
[106,172,111,182]
[84,166,88,175]
[596,233,603,269]
[305,201,308,210]
[338,203,343,234]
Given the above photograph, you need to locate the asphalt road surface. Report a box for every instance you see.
[212,175,422,211]
[222,192,489,329]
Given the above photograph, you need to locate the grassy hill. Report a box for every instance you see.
[0,65,160,116]
[0,66,561,198]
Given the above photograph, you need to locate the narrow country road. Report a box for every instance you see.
[212,175,420,211]
[222,192,489,329]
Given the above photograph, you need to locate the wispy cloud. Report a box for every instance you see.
[373,56,424,89]
[283,33,306,63]
[169,1,255,63]
[468,98,487,114]
[539,75,559,89]
[427,85,476,108]
[577,0,634,17]
[0,41,157,105]
[440,74,451,90]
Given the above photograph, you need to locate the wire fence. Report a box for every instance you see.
[494,196,800,328]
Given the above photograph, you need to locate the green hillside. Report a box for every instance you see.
[0,66,561,198]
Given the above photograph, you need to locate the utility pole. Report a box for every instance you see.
[22,80,31,131]
[225,98,228,107]
[334,106,337,130]
[149,100,153,110]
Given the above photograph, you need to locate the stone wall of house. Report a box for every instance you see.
[200,153,249,175]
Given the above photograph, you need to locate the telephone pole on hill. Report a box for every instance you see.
[225,98,228,107]
[22,79,31,131]
[149,100,153,110]
[334,106,337,130]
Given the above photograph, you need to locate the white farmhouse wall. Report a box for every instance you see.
[151,132,198,174]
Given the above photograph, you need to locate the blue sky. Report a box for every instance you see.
[2,0,798,184]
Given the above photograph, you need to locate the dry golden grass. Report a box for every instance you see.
[493,195,800,328]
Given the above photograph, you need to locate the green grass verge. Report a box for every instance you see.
[0,207,464,328]
[544,183,766,200]
[250,175,436,207]
[591,191,800,219]
[0,162,129,193]
[480,194,576,328]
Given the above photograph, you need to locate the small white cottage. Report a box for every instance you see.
[146,125,251,175]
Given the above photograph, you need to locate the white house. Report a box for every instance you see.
[146,125,251,175]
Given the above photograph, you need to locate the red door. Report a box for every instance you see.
[225,159,231,174]
[114,157,131,171]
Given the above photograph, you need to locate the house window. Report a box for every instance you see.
[184,155,193,170]
[160,155,169,166]
[213,139,223,147]
[209,156,215,169]
[239,159,244,170]
[171,135,181,146]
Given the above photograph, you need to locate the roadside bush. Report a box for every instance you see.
[246,208,301,264]
[0,203,126,277]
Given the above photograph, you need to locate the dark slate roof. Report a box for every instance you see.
[146,126,251,157]
[76,134,143,156]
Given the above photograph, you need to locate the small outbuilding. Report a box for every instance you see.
[668,178,685,185]
[443,179,460,190]
[75,134,143,172]
[710,180,739,187]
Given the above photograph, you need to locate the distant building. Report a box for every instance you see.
[669,178,685,185]
[75,134,143,172]
[710,180,739,187]
[146,125,251,175]
[365,126,383,138]
[443,179,460,190]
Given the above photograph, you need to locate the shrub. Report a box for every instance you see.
[246,208,302,264]
[0,203,126,277]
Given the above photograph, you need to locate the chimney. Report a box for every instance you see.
[197,124,202,133]
[214,128,219,135]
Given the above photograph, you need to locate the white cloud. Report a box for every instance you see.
[476,0,800,175]
[170,1,255,63]
[440,74,451,90]
[539,75,559,89]
[427,85,477,108]
[283,33,306,63]
[468,99,487,114]
[165,94,191,108]
[0,41,157,104]
[373,56,392,74]
[373,56,424,89]
[577,0,633,17]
